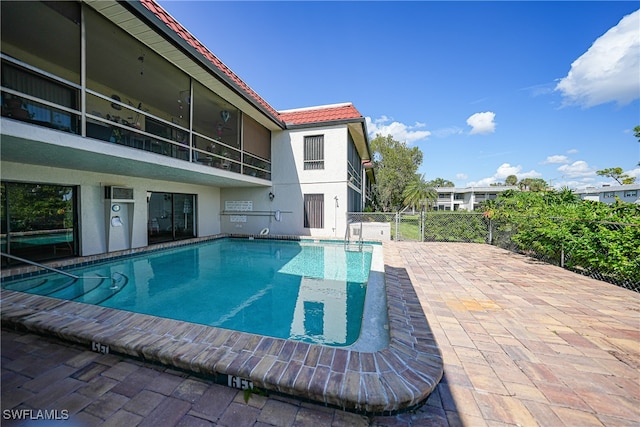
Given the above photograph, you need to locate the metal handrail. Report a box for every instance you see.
[343,218,363,252]
[1,252,108,280]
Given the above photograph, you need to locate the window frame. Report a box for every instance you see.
[303,193,324,228]
[303,134,324,170]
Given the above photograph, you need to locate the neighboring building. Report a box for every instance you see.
[575,184,640,204]
[0,0,373,265]
[434,186,518,211]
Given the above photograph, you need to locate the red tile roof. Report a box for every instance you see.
[140,0,281,121]
[279,103,364,126]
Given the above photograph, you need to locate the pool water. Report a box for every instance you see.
[2,239,374,346]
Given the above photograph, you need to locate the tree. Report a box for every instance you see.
[596,167,636,185]
[403,174,436,211]
[427,177,454,188]
[547,186,579,205]
[518,178,548,192]
[370,134,423,211]
[505,175,518,186]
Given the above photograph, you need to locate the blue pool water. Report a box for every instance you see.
[2,239,374,346]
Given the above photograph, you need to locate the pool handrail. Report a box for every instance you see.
[1,252,109,280]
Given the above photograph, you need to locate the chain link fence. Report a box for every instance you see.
[347,212,639,292]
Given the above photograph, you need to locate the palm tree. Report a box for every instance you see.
[403,174,437,212]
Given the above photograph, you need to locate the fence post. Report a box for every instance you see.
[395,212,399,241]
[561,245,565,268]
[421,210,425,242]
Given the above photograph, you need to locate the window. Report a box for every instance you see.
[304,194,324,228]
[454,193,465,200]
[1,181,77,266]
[1,62,79,133]
[604,192,615,198]
[304,135,324,170]
[624,191,637,197]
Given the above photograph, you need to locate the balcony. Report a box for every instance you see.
[1,58,271,185]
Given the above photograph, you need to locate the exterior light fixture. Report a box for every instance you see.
[269,192,275,201]
[110,94,122,110]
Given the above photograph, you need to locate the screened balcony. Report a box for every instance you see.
[1,1,271,181]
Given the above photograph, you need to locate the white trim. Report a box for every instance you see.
[279,102,353,113]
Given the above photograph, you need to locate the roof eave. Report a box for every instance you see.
[282,117,362,130]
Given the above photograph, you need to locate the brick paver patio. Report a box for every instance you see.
[2,242,639,426]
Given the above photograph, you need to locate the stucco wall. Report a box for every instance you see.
[270,125,350,238]
[218,125,352,238]
[1,161,221,256]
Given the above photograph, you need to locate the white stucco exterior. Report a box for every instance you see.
[575,184,640,204]
[220,124,364,238]
[0,0,373,262]
[2,160,221,256]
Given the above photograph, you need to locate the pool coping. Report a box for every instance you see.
[1,236,443,413]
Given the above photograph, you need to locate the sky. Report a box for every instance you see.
[158,1,640,189]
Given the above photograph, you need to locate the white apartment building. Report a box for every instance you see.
[0,0,373,265]
[576,184,640,204]
[434,186,518,211]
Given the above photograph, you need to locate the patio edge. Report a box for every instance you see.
[0,240,443,413]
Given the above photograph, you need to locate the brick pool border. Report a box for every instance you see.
[1,236,443,413]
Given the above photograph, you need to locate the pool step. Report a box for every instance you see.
[48,275,106,300]
[3,278,50,293]
[75,272,128,305]
[23,277,79,296]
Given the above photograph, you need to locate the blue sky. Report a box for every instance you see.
[158,1,640,189]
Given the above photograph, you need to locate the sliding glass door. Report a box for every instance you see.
[147,192,196,244]
[1,181,77,266]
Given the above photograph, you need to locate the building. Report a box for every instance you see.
[575,184,640,204]
[434,186,518,211]
[0,0,374,265]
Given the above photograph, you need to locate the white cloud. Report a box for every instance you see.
[455,173,468,180]
[432,126,464,138]
[567,148,579,154]
[366,116,431,144]
[626,167,640,179]
[466,111,496,135]
[543,155,570,164]
[555,9,640,107]
[467,163,541,187]
[557,160,595,178]
[520,82,556,98]
[553,178,595,190]
[495,163,522,178]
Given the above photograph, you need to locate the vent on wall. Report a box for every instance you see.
[104,186,134,201]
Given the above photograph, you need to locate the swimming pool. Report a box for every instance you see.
[1,237,443,413]
[2,238,375,347]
